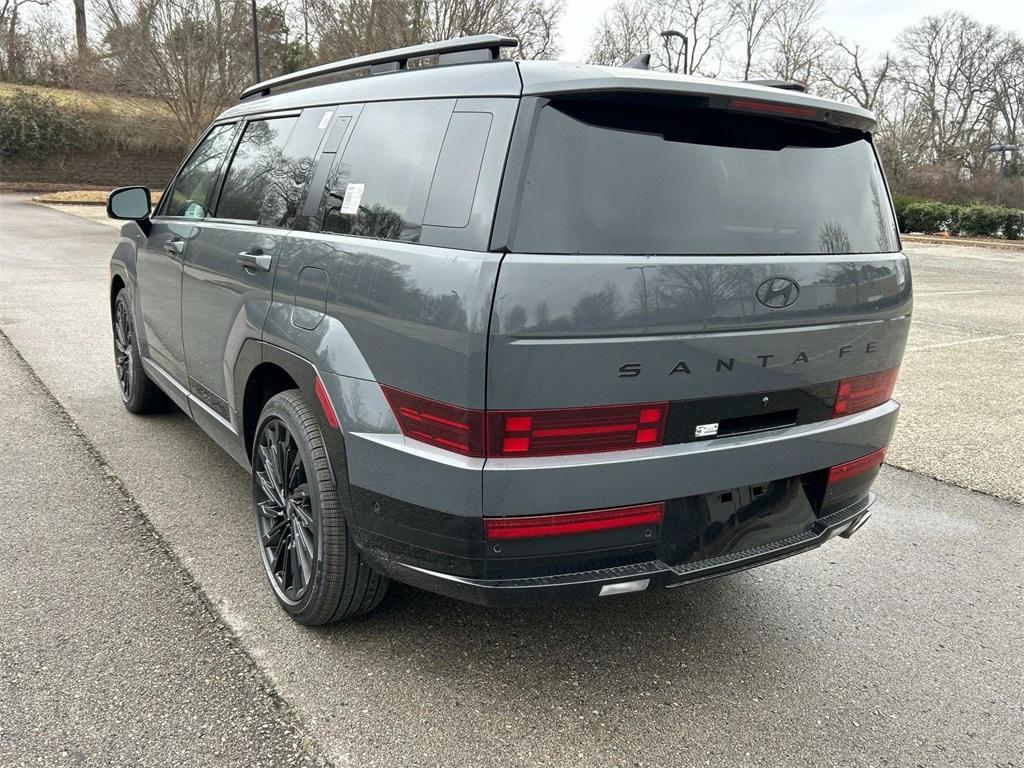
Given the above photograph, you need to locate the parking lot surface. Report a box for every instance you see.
[1,195,1022,766]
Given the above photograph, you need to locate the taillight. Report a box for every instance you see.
[826,447,886,486]
[483,502,665,540]
[486,402,669,457]
[380,386,485,457]
[833,367,899,418]
[728,97,819,119]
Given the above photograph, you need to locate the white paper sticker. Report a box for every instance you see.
[339,183,364,215]
[317,110,332,130]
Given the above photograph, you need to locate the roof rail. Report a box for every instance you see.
[744,79,807,93]
[240,34,519,101]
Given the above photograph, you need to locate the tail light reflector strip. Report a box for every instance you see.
[826,447,887,486]
[484,502,665,540]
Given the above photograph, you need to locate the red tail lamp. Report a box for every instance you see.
[484,502,665,540]
[833,367,900,418]
[826,447,886,486]
[728,97,819,119]
[380,385,486,457]
[487,402,668,457]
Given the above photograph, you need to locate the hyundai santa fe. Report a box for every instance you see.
[106,34,910,623]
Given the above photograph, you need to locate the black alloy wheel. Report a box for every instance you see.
[112,288,168,414]
[251,390,388,623]
[254,417,317,604]
[114,298,134,402]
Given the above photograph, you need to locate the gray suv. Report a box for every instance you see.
[106,35,910,624]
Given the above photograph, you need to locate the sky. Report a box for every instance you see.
[558,0,1024,63]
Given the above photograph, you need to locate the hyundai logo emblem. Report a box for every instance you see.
[755,277,800,309]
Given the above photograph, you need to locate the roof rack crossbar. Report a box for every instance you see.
[240,34,519,101]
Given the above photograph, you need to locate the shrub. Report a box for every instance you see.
[895,197,1024,239]
[957,204,1003,237]
[995,207,1024,240]
[900,201,955,234]
[0,90,97,162]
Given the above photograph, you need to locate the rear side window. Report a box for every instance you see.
[163,123,236,218]
[216,116,298,222]
[321,99,454,242]
[511,97,899,255]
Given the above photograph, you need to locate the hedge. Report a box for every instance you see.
[892,195,1024,240]
[0,91,96,162]
[0,87,186,163]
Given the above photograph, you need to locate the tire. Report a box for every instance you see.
[113,287,170,414]
[252,389,389,624]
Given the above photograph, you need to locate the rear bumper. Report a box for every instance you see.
[363,493,873,607]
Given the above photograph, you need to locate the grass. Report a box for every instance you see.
[33,189,164,205]
[0,83,186,154]
[0,83,174,121]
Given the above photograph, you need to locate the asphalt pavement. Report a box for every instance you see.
[0,332,324,766]
[1,195,1022,767]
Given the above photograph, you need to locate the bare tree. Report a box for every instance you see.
[764,0,826,85]
[310,0,563,64]
[586,0,734,75]
[818,35,890,111]
[730,0,778,80]
[73,0,86,55]
[586,0,661,66]
[892,12,1004,173]
[671,0,736,76]
[0,0,51,79]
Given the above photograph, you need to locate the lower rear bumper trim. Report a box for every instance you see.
[387,494,874,606]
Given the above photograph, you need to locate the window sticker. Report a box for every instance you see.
[317,111,332,131]
[339,183,364,215]
[184,202,205,219]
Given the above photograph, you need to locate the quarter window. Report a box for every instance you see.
[321,100,454,242]
[216,116,298,223]
[163,123,236,218]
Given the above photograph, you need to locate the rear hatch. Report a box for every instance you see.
[486,90,911,432]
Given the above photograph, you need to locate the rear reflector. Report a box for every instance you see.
[827,447,886,486]
[833,367,900,417]
[380,385,485,457]
[314,375,340,430]
[728,97,818,119]
[486,402,669,457]
[484,502,665,540]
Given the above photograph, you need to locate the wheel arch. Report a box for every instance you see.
[242,361,301,459]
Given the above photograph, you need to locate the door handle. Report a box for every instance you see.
[237,251,272,272]
[163,239,184,256]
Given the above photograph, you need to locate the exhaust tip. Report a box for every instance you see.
[840,510,872,539]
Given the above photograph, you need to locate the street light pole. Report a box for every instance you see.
[660,30,688,75]
[988,144,1019,206]
[250,0,262,82]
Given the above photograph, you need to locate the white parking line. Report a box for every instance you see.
[914,289,993,296]
[906,333,1024,352]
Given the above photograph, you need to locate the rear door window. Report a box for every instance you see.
[162,123,236,218]
[215,115,298,223]
[321,99,454,242]
[511,97,899,255]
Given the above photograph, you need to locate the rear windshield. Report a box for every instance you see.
[510,97,899,255]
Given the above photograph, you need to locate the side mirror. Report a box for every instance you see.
[107,186,152,221]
